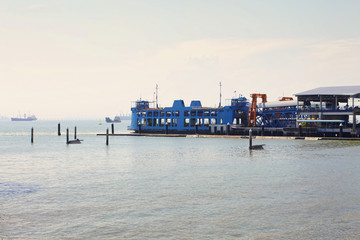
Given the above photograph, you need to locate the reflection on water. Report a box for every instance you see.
[0,121,360,239]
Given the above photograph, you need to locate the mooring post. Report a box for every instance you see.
[74,126,77,139]
[227,122,230,135]
[111,123,114,134]
[66,128,69,144]
[249,128,253,149]
[31,127,34,144]
[261,123,264,136]
[299,123,302,136]
[58,123,61,136]
[195,123,198,134]
[106,128,109,145]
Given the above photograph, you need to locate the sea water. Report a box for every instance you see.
[1,120,360,239]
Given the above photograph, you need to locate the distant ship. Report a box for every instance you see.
[11,114,37,121]
[105,116,121,123]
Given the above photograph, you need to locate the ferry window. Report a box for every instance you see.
[147,118,152,126]
[153,118,158,126]
[141,111,146,117]
[211,111,217,116]
[160,118,165,126]
[204,118,209,126]
[174,119,178,127]
[154,111,159,117]
[184,118,190,127]
[190,118,196,127]
[175,111,180,117]
[136,111,140,117]
[197,118,203,126]
[147,111,153,117]
[220,118,223,124]
[197,111,203,116]
[160,111,165,117]
[141,118,146,126]
[184,111,190,116]
[166,111,172,117]
[204,110,210,116]
[211,118,217,125]
[191,111,196,116]
[167,118,171,125]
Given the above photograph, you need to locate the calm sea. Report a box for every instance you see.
[1,120,360,239]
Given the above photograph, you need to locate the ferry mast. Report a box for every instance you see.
[219,82,222,107]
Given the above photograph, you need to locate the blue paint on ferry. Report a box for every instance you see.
[129,97,250,133]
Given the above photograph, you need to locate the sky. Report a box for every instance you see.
[1,0,360,119]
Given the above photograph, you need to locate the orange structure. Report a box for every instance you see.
[279,97,293,101]
[249,94,267,126]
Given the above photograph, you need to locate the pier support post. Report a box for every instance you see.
[106,128,109,145]
[66,128,69,144]
[31,127,34,144]
[249,129,253,149]
[138,123,142,134]
[74,126,77,139]
[195,123,198,134]
[353,111,356,136]
[58,123,61,136]
[111,123,114,134]
[339,123,343,138]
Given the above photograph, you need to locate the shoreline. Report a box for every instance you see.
[96,133,360,141]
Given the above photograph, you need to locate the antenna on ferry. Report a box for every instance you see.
[219,82,222,107]
[155,84,159,108]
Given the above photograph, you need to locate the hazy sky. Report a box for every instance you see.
[1,0,360,119]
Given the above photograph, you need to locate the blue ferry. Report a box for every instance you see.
[128,97,250,134]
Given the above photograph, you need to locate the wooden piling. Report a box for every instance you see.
[31,127,34,144]
[58,123,61,136]
[66,128,69,144]
[106,128,109,145]
[111,123,114,134]
[74,126,77,139]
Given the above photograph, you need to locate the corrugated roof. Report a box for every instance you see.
[295,86,360,96]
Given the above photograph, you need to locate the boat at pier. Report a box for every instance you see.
[128,97,250,134]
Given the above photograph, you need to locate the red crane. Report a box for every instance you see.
[249,94,267,126]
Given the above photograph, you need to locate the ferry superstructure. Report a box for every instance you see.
[129,97,250,134]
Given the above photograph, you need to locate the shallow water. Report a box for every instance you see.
[1,120,360,239]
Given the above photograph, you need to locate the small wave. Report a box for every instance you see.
[0,182,38,197]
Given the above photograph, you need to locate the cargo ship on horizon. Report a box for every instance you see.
[11,114,37,121]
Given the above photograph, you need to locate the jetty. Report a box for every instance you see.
[122,85,360,139]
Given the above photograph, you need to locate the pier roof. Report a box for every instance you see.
[295,86,360,101]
